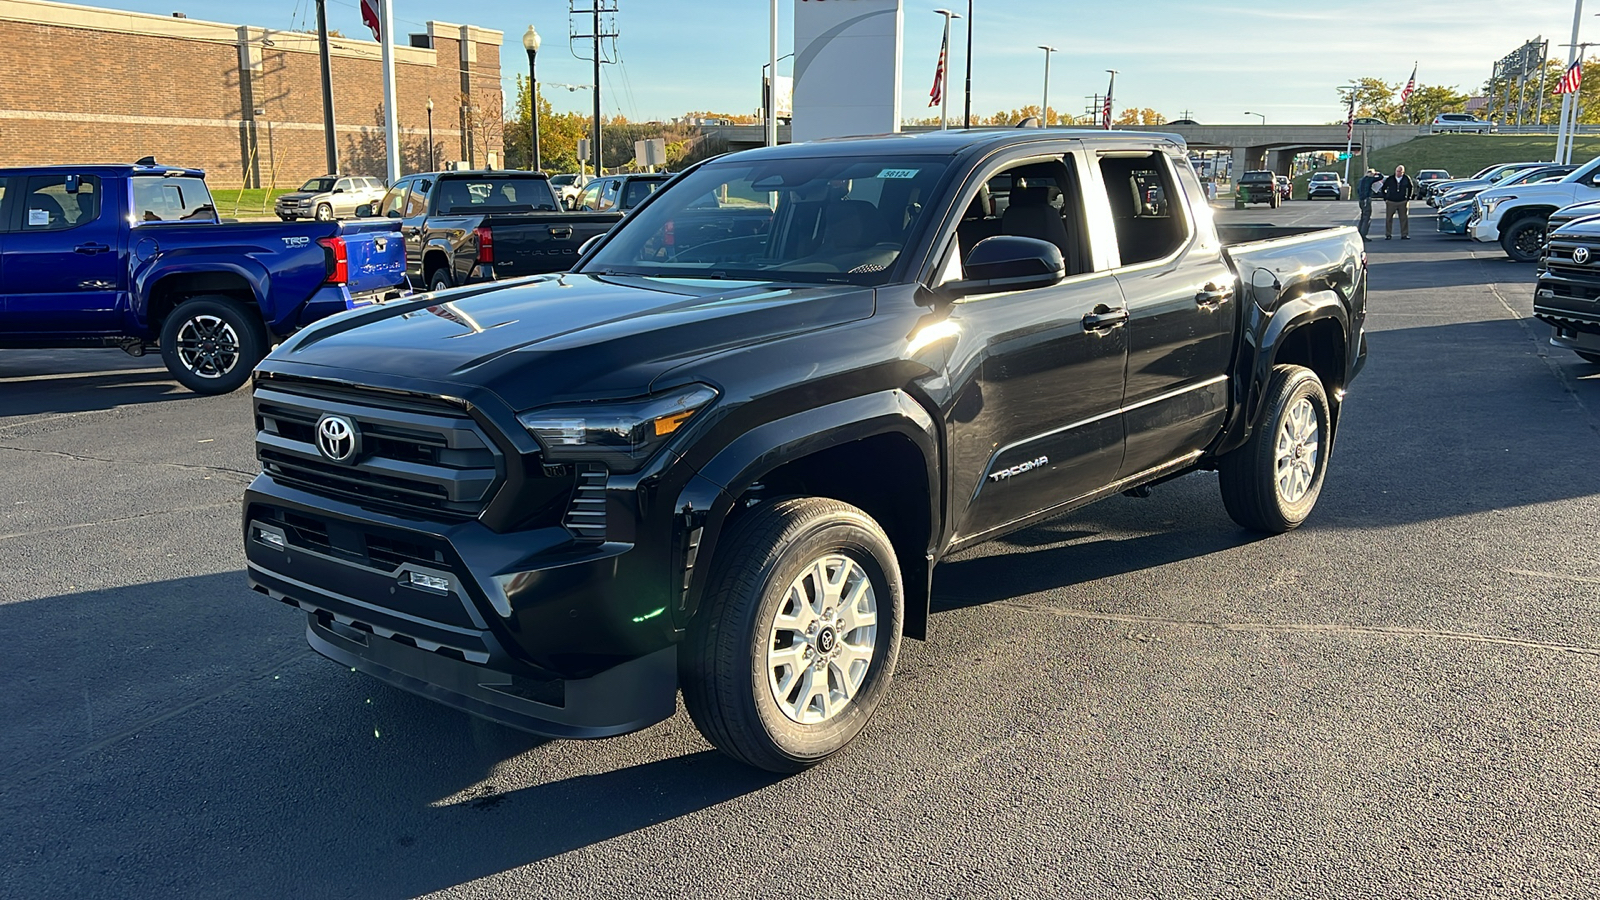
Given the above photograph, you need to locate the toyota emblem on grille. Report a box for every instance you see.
[315,414,360,463]
[1575,247,1592,265]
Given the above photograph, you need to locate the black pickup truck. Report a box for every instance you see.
[355,170,623,291]
[244,129,1368,772]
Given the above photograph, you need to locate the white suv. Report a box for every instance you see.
[1307,172,1343,200]
[1432,113,1493,134]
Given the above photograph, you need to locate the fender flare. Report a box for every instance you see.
[1217,290,1349,456]
[422,241,457,283]
[133,258,269,333]
[669,389,942,638]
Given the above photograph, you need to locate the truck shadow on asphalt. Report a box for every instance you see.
[0,367,192,417]
[0,570,782,900]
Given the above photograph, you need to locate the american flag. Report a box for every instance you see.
[1346,107,1354,140]
[360,0,381,41]
[1102,95,1112,129]
[928,32,948,108]
[1400,64,1417,107]
[1558,59,1584,95]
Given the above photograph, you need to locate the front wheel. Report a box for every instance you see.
[1218,365,1332,534]
[1501,217,1547,263]
[314,203,334,222]
[158,297,268,395]
[681,498,904,773]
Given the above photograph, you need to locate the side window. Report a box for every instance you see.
[949,155,1091,279]
[21,174,102,231]
[380,180,410,217]
[598,179,621,210]
[405,178,431,217]
[579,182,603,210]
[0,177,11,232]
[333,178,353,193]
[1097,153,1189,267]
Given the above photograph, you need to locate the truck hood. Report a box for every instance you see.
[278,192,317,203]
[1476,182,1582,204]
[266,274,876,409]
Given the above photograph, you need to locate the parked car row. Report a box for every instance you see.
[1422,156,1600,264]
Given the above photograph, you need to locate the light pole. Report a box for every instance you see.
[314,0,338,173]
[1038,45,1057,124]
[963,0,973,128]
[934,9,962,129]
[1245,111,1266,125]
[523,25,542,171]
[761,53,794,146]
[425,97,434,171]
[1557,0,1585,164]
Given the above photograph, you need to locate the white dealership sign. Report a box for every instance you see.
[793,0,903,142]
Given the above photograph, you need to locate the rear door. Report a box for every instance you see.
[1096,150,1235,478]
[0,176,12,322]
[1,173,125,335]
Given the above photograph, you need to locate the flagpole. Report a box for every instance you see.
[933,9,959,129]
[380,0,400,181]
[1557,0,1583,165]
[1104,70,1117,129]
[1343,89,1355,184]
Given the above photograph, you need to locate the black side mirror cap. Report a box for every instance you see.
[354,203,374,218]
[943,236,1066,297]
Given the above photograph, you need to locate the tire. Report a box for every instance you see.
[314,203,334,222]
[681,497,904,773]
[1500,217,1547,263]
[278,214,293,222]
[1576,351,1600,364]
[428,268,454,292]
[158,296,268,395]
[1218,365,1332,534]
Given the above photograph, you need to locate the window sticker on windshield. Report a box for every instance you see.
[877,168,920,179]
[27,209,49,226]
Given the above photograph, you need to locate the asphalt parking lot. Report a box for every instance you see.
[4,199,1599,899]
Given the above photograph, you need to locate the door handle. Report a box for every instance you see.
[75,243,111,255]
[1196,283,1235,306]
[549,226,574,238]
[1082,306,1129,330]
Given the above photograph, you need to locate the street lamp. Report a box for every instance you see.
[1245,111,1266,125]
[1038,45,1057,125]
[425,97,434,171]
[963,0,973,128]
[934,9,962,130]
[523,25,542,171]
[761,52,795,146]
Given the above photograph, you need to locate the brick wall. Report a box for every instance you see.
[0,1,504,188]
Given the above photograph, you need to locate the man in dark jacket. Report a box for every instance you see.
[1382,164,1416,240]
[1356,169,1381,240]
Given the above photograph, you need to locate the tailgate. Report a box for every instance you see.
[485,214,621,276]
[339,225,408,295]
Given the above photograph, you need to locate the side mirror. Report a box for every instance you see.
[354,203,374,218]
[943,236,1066,297]
[332,188,345,194]
[386,209,403,219]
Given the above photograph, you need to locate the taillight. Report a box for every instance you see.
[317,236,348,286]
[475,226,494,264]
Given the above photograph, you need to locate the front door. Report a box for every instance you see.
[1,173,125,335]
[940,149,1130,545]
[1095,151,1235,477]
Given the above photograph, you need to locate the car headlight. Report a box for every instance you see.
[516,383,718,473]
[1483,196,1517,215]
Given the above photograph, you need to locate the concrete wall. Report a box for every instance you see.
[0,0,503,187]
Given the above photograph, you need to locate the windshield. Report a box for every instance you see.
[1489,165,1540,184]
[1310,174,1337,181]
[434,176,558,213]
[299,178,337,193]
[131,175,217,223]
[580,155,951,285]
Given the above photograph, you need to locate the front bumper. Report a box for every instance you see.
[1470,216,1498,243]
[244,474,691,739]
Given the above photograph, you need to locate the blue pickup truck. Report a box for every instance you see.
[0,162,407,394]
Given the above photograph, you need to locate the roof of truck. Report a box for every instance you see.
[0,163,206,178]
[718,127,1187,163]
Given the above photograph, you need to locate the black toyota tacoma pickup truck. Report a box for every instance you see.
[355,170,623,292]
[1535,211,1600,362]
[244,129,1368,772]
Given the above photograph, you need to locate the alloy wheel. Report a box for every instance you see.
[1273,397,1320,504]
[174,314,241,379]
[766,554,878,725]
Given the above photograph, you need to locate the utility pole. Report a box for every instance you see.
[314,0,338,173]
[379,0,399,182]
[767,0,778,146]
[963,0,973,128]
[570,2,618,176]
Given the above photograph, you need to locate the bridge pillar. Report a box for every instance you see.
[1265,149,1293,176]
[1231,146,1259,177]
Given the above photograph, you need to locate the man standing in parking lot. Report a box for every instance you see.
[1382,164,1416,240]
[1356,168,1381,240]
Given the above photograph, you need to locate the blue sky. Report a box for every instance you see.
[100,0,1588,123]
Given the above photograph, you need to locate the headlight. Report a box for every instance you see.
[517,384,718,473]
[1484,195,1517,215]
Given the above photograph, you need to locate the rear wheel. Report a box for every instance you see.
[1501,217,1548,263]
[1218,365,1331,534]
[429,268,454,292]
[681,498,903,773]
[158,296,267,395]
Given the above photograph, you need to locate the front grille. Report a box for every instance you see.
[255,384,503,520]
[1543,239,1600,280]
[564,465,608,542]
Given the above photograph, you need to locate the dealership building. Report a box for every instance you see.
[0,0,504,188]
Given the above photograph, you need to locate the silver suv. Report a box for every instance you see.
[276,175,388,222]
[1431,113,1493,134]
